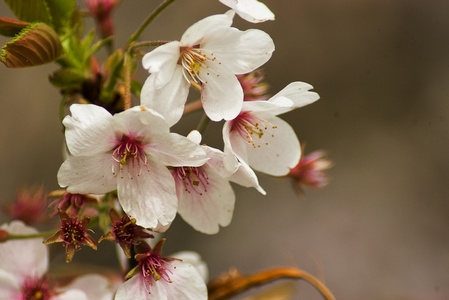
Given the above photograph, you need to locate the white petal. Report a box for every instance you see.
[176,166,235,234]
[57,153,117,194]
[222,122,266,194]
[58,274,114,300]
[186,130,202,144]
[142,41,180,89]
[269,81,320,114]
[64,104,116,156]
[117,157,177,228]
[114,275,149,300]
[220,0,275,23]
[180,14,233,46]
[201,65,243,121]
[242,96,294,116]
[0,269,21,300]
[0,221,48,280]
[140,66,190,127]
[245,115,301,176]
[170,251,208,282]
[145,133,208,167]
[53,290,88,300]
[113,107,170,142]
[204,28,274,74]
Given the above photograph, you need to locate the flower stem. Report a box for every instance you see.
[184,99,203,115]
[207,267,336,300]
[123,53,132,110]
[126,0,177,48]
[196,113,210,134]
[5,230,56,241]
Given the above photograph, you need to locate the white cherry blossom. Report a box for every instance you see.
[141,11,275,125]
[171,131,263,234]
[223,82,319,177]
[219,0,275,23]
[114,239,207,300]
[57,104,208,229]
[0,221,114,300]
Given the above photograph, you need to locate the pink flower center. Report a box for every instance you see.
[112,135,148,179]
[174,166,209,195]
[140,254,174,289]
[231,112,278,148]
[22,276,54,300]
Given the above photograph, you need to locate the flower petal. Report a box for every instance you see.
[57,153,117,194]
[64,104,116,156]
[58,274,114,300]
[117,157,177,228]
[245,115,301,176]
[170,251,208,283]
[0,221,48,281]
[144,133,208,167]
[269,81,320,114]
[53,290,88,300]
[181,14,233,46]
[142,41,180,89]
[140,65,190,127]
[219,0,275,23]
[0,269,21,299]
[176,166,235,234]
[200,64,243,121]
[204,28,274,74]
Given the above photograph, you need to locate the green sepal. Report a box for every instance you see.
[45,0,76,33]
[0,17,30,37]
[4,0,52,24]
[49,68,87,88]
[1,22,62,68]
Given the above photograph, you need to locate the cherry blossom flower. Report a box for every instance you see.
[85,0,121,38]
[115,239,207,300]
[219,0,275,23]
[141,11,275,125]
[44,211,97,263]
[57,104,207,229]
[288,146,332,194]
[171,131,263,234]
[223,82,320,177]
[237,69,270,102]
[3,185,48,224]
[0,221,114,300]
[48,191,99,218]
[99,208,154,258]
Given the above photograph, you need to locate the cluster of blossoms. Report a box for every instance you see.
[0,0,333,299]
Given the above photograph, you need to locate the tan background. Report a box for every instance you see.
[1,0,449,299]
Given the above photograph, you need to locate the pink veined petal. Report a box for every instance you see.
[170,251,208,283]
[142,41,180,89]
[176,166,235,234]
[180,13,233,47]
[64,104,116,156]
[245,115,301,176]
[57,274,113,300]
[57,153,117,195]
[140,65,190,127]
[219,0,274,23]
[148,260,208,300]
[269,81,320,113]
[117,157,177,229]
[200,64,243,121]
[0,269,21,300]
[114,274,149,300]
[144,133,208,167]
[203,27,274,75]
[0,221,48,281]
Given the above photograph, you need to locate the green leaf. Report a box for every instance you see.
[1,22,62,68]
[45,0,76,33]
[0,17,30,37]
[4,0,52,24]
[49,67,86,88]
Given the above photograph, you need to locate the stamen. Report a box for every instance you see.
[175,166,209,196]
[112,135,149,179]
[180,47,219,85]
[232,112,278,149]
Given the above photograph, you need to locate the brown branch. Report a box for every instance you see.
[208,267,336,300]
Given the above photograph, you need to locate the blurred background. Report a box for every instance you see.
[1,0,449,299]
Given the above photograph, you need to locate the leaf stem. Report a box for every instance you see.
[126,0,177,48]
[5,231,56,241]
